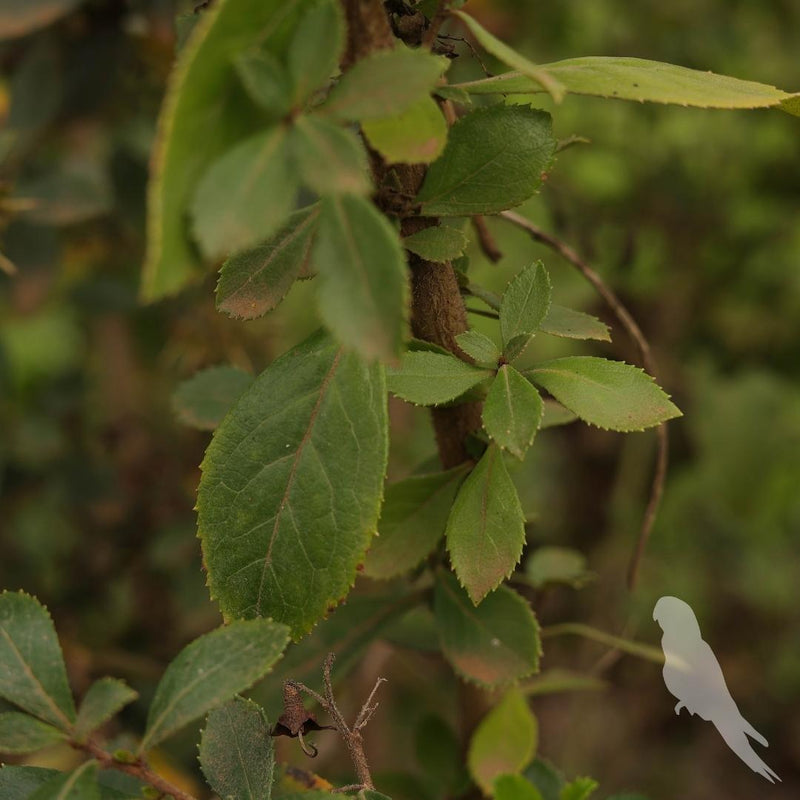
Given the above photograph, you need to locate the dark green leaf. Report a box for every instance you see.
[434,571,540,687]
[190,126,297,261]
[141,619,289,751]
[0,0,82,41]
[172,366,254,431]
[364,467,468,580]
[198,331,388,638]
[540,305,610,342]
[0,713,65,754]
[446,445,526,602]
[560,777,598,800]
[29,762,99,800]
[291,115,371,196]
[386,351,492,406]
[234,50,292,118]
[403,225,467,263]
[415,715,463,796]
[216,205,320,320]
[494,775,544,800]
[455,331,501,367]
[525,547,593,590]
[500,262,552,360]
[482,366,544,459]
[199,697,275,800]
[416,106,556,216]
[323,48,449,121]
[525,357,681,431]
[0,592,76,729]
[467,689,538,794]
[74,678,138,741]
[0,767,56,800]
[525,759,565,800]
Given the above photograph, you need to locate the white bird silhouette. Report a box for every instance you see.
[653,595,780,784]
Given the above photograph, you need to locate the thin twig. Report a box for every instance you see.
[422,1,451,48]
[541,623,664,664]
[437,33,493,77]
[465,306,499,320]
[354,677,386,730]
[472,216,503,262]
[499,209,670,590]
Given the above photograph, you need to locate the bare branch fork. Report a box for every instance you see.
[289,653,387,790]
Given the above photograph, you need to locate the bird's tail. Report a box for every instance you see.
[739,714,768,748]
[713,716,781,783]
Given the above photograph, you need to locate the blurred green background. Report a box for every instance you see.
[1,1,798,798]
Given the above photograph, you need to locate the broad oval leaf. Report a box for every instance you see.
[0,592,76,729]
[434,571,540,687]
[416,105,556,216]
[467,689,538,794]
[500,261,552,360]
[198,331,389,638]
[0,0,82,41]
[29,762,99,800]
[190,126,297,261]
[172,365,254,431]
[482,365,544,460]
[216,205,320,320]
[199,697,275,800]
[455,330,501,367]
[525,357,681,431]
[141,619,289,752]
[446,445,526,602]
[540,305,610,342]
[0,713,65,754]
[415,715,465,796]
[386,351,492,406]
[143,0,305,300]
[364,466,468,580]
[74,678,138,742]
[403,224,467,263]
[312,195,409,362]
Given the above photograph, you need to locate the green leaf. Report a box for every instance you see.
[446,445,526,602]
[74,678,138,742]
[323,48,449,121]
[540,400,578,430]
[524,759,565,800]
[29,762,99,800]
[494,775,544,800]
[525,547,593,590]
[453,56,800,115]
[387,351,492,406]
[216,205,320,320]
[415,715,464,796]
[0,713,65,754]
[467,689,538,794]
[141,619,289,752]
[0,592,76,729]
[143,0,305,300]
[403,225,467,263]
[0,767,57,800]
[560,778,598,800]
[416,105,556,216]
[0,0,82,41]
[451,10,564,102]
[312,195,409,362]
[190,126,297,261]
[197,331,388,639]
[172,366,254,431]
[455,330,501,367]
[525,357,681,431]
[364,467,468,580]
[500,262,552,361]
[434,571,540,687]
[199,697,275,800]
[234,50,292,118]
[540,305,610,342]
[287,0,345,104]
[361,96,448,164]
[483,366,544,459]
[291,115,371,196]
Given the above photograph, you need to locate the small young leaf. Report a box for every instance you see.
[216,205,320,320]
[560,777,599,800]
[455,330,501,367]
[313,194,409,361]
[416,105,556,216]
[434,571,541,687]
[74,678,138,741]
[0,713,65,754]
[191,126,297,261]
[198,331,388,638]
[361,96,448,164]
[386,351,492,406]
[199,697,274,800]
[172,365,254,431]
[234,50,292,118]
[482,365,544,459]
[494,775,544,800]
[322,48,449,121]
[403,225,468,263]
[525,547,593,590]
[141,619,289,752]
[540,399,578,429]
[364,466,468,580]
[287,0,345,104]
[500,261,552,360]
[467,689,538,794]
[0,592,76,729]
[446,445,526,602]
[29,761,99,800]
[290,115,371,196]
[540,305,610,342]
[525,357,681,431]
